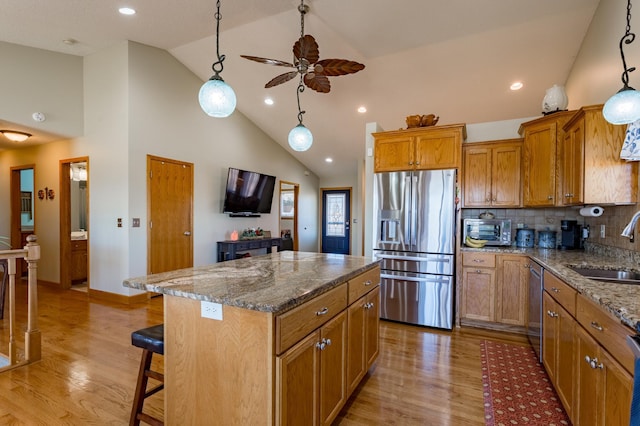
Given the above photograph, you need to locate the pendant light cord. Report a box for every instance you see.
[619,0,636,89]
[296,76,306,125]
[296,0,307,126]
[211,0,225,78]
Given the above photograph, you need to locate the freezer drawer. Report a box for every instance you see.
[380,272,453,329]
[373,250,454,275]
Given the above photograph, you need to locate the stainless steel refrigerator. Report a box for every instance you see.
[372,169,456,329]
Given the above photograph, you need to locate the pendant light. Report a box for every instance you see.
[603,0,640,125]
[288,76,313,151]
[198,0,236,117]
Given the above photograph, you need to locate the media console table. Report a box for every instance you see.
[216,237,282,262]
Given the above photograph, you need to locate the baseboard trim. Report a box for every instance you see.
[88,288,151,305]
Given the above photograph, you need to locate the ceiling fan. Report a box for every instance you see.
[240,0,365,93]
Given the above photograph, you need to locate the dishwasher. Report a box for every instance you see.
[527,261,543,362]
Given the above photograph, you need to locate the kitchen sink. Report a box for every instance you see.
[567,266,640,284]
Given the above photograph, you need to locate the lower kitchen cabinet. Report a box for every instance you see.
[461,252,528,329]
[575,325,632,426]
[278,310,348,426]
[347,286,380,395]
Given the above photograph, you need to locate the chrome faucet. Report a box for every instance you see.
[621,210,640,239]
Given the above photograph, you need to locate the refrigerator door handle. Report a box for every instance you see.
[381,273,450,284]
[375,253,452,263]
[411,174,418,247]
[404,176,411,243]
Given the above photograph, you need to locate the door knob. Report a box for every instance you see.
[184,231,191,236]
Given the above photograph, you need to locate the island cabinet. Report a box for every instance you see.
[518,111,575,207]
[373,124,466,172]
[559,104,638,206]
[460,252,528,330]
[574,294,634,426]
[462,139,522,208]
[541,271,577,418]
[158,260,380,426]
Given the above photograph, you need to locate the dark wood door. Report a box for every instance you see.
[321,188,350,254]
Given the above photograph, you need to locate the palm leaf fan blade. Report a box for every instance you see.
[314,59,365,76]
[265,71,299,88]
[294,35,320,63]
[240,55,294,68]
[304,74,331,93]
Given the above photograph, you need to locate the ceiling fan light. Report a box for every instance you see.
[198,77,237,118]
[288,124,313,151]
[603,87,640,124]
[0,130,31,142]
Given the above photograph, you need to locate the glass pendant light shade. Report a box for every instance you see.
[199,77,237,118]
[288,124,313,151]
[603,88,640,124]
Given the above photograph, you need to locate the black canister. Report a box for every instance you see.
[515,228,535,248]
[537,230,557,249]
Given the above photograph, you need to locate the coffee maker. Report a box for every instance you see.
[560,220,583,250]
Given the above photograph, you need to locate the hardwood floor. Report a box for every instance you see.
[0,283,529,425]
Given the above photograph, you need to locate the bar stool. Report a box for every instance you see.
[130,324,164,426]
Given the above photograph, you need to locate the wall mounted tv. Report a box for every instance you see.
[223,167,276,217]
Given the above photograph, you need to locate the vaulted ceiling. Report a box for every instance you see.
[0,0,601,178]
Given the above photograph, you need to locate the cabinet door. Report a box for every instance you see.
[277,330,320,426]
[319,310,347,426]
[364,286,380,369]
[346,297,366,395]
[542,292,558,384]
[575,325,600,426]
[523,122,557,206]
[600,348,632,426]
[461,267,495,322]
[462,146,492,207]
[414,129,461,170]
[560,120,584,206]
[555,302,576,418]
[374,135,413,172]
[496,255,527,325]
[492,143,521,207]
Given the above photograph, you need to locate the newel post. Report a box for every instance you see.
[24,235,41,362]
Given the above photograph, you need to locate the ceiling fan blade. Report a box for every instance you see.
[240,55,294,68]
[265,71,299,88]
[304,74,331,93]
[294,34,320,64]
[314,59,365,76]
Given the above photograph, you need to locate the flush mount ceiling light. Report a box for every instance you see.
[0,130,31,142]
[603,0,640,125]
[118,7,136,15]
[510,82,523,91]
[357,106,367,113]
[198,0,236,117]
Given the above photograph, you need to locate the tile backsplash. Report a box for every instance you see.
[462,207,583,234]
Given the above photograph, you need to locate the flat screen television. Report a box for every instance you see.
[223,167,276,216]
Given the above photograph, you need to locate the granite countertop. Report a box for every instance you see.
[462,246,640,331]
[123,251,380,315]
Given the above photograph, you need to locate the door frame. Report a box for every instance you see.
[60,157,90,290]
[320,187,352,254]
[279,181,299,251]
[10,164,36,278]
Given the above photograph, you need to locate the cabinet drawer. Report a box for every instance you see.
[71,239,87,251]
[348,267,380,305]
[543,271,576,316]
[276,283,348,355]
[462,252,495,268]
[576,294,635,374]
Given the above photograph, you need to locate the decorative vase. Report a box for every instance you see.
[542,84,568,114]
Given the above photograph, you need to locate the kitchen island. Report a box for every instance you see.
[123,251,381,425]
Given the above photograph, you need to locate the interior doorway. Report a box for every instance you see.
[321,187,351,254]
[279,181,299,251]
[60,158,89,291]
[10,165,36,278]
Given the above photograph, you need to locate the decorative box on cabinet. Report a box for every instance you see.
[373,124,466,172]
[518,111,574,207]
[462,139,522,207]
[560,104,638,205]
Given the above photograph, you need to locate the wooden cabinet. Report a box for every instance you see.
[70,239,87,282]
[462,139,522,207]
[460,253,528,329]
[373,124,466,172]
[541,273,577,418]
[518,111,574,207]
[346,286,380,395]
[560,104,638,206]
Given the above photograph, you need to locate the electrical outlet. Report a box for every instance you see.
[201,301,223,320]
[600,224,606,238]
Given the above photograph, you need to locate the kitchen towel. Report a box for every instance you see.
[579,206,603,217]
[621,119,640,161]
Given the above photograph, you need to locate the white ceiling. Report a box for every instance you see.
[0,0,601,178]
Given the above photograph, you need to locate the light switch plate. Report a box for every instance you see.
[201,301,223,320]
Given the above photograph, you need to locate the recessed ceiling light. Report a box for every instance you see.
[119,7,136,15]
[325,158,333,163]
[357,106,367,113]
[264,98,274,106]
[510,82,523,91]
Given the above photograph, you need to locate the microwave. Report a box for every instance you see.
[463,218,512,246]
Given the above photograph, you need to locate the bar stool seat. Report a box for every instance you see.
[130,324,164,426]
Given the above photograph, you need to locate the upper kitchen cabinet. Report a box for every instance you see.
[519,111,575,207]
[373,124,466,172]
[560,105,638,206]
[462,139,522,208]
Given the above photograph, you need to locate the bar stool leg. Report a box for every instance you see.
[130,349,164,426]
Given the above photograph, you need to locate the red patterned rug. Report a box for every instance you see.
[481,340,571,425]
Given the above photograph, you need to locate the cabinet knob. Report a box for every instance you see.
[551,287,560,293]
[585,355,603,369]
[316,307,329,316]
[315,338,332,351]
[547,195,553,200]
[409,161,413,166]
[415,162,420,165]
[546,310,558,318]
[364,302,375,309]
[590,321,604,332]
[473,259,484,263]
[364,280,372,286]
